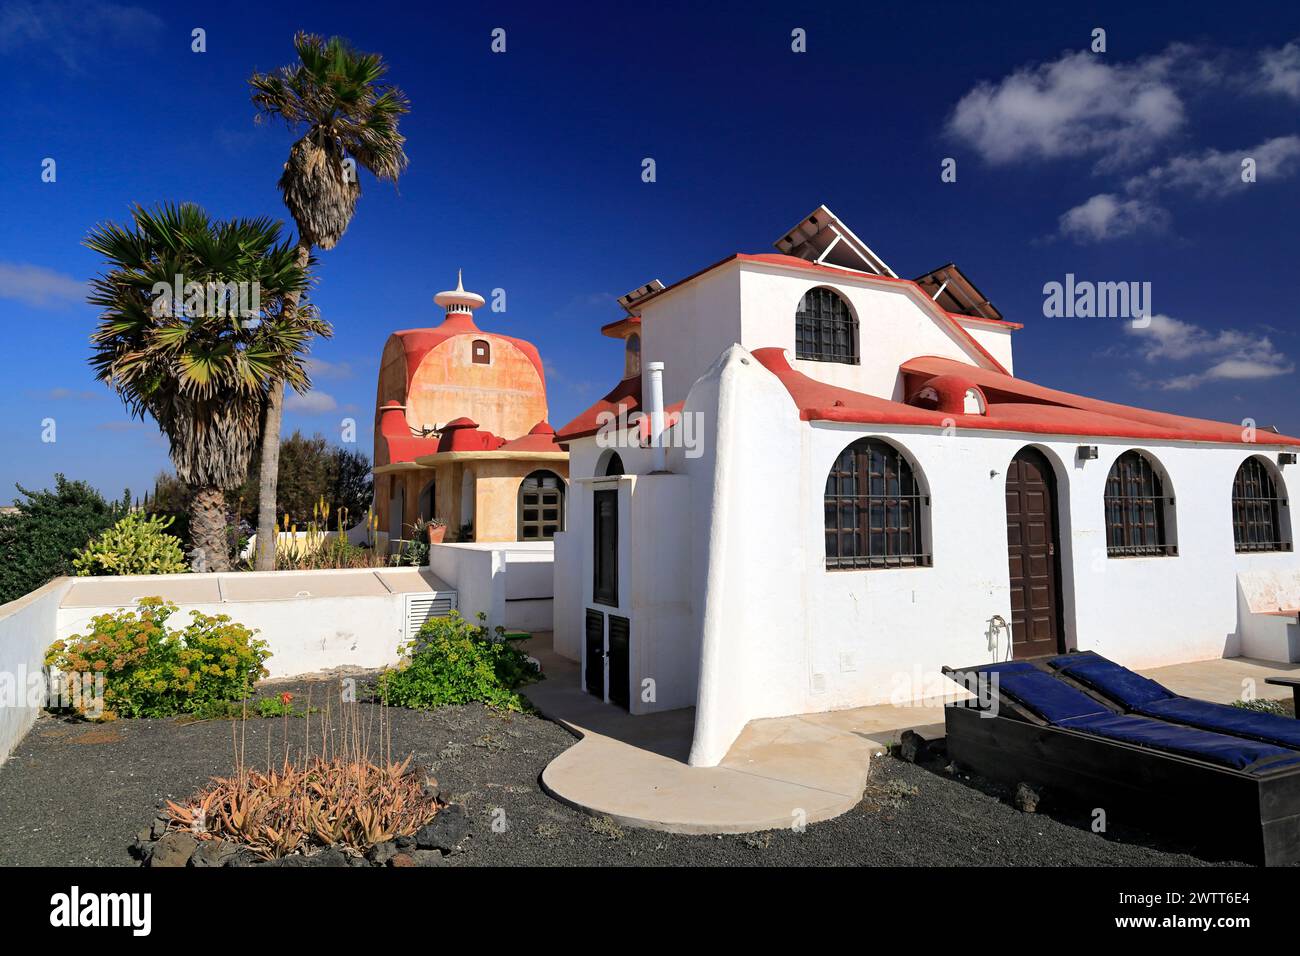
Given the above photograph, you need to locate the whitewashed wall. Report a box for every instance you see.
[428,541,554,633]
[558,341,1300,766]
[0,578,71,766]
[55,568,456,680]
[637,259,1000,411]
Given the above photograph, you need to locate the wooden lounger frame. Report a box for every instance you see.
[941,662,1300,866]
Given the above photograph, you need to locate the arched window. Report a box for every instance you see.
[602,451,625,477]
[1104,451,1176,556]
[471,339,491,364]
[519,470,565,541]
[625,333,641,377]
[1232,457,1290,553]
[825,438,929,569]
[796,287,858,364]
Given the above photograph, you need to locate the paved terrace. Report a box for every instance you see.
[520,637,1300,834]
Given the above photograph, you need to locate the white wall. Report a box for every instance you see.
[428,541,554,633]
[639,263,744,407]
[677,380,1300,763]
[0,578,71,765]
[55,568,457,680]
[560,340,1300,765]
[738,263,994,399]
[636,259,1008,416]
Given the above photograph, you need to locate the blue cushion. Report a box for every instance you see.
[993,666,1109,723]
[1139,697,1300,751]
[1064,712,1300,774]
[1049,654,1175,708]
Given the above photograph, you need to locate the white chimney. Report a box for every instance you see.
[646,361,667,472]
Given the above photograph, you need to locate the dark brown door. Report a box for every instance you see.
[1005,447,1064,659]
[608,616,630,710]
[593,490,618,607]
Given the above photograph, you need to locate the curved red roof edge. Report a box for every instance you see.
[556,375,643,444]
[752,349,1300,447]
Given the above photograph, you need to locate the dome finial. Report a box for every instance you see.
[434,269,485,316]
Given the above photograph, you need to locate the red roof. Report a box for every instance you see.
[377,402,440,464]
[498,421,566,454]
[555,375,643,443]
[389,312,545,391]
[746,349,1300,446]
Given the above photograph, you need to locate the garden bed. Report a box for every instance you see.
[0,676,1235,867]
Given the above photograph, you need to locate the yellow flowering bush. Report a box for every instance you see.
[45,597,270,720]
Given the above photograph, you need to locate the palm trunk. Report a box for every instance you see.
[190,485,231,572]
[254,241,312,571]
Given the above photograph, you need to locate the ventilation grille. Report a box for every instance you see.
[404,593,457,640]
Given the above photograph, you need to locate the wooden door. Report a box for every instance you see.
[593,490,618,607]
[584,609,604,698]
[1005,448,1064,659]
[608,615,630,710]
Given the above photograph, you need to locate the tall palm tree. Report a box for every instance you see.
[249,32,410,569]
[85,202,330,571]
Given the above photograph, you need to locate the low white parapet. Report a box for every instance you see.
[427,541,554,634]
[55,567,457,680]
[1237,569,1300,662]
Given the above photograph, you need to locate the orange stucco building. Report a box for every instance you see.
[372,273,569,544]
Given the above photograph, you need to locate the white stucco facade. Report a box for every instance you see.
[554,241,1300,767]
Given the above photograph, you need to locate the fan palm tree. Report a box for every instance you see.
[248,32,410,569]
[85,202,330,571]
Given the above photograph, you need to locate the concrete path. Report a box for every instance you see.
[521,635,952,834]
[522,637,1300,835]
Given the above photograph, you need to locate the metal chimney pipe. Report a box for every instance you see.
[646,361,667,472]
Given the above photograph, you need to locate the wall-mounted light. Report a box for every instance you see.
[1076,445,1099,461]
[1280,452,1297,467]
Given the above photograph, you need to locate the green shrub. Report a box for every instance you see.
[1232,697,1290,716]
[375,611,541,712]
[0,474,127,604]
[45,597,270,720]
[72,511,188,576]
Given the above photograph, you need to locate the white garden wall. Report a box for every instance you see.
[55,567,456,680]
[427,541,554,634]
[0,578,71,766]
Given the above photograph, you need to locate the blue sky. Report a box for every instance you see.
[1,0,1299,502]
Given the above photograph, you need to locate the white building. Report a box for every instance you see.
[553,206,1300,767]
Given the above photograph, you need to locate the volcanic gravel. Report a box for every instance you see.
[0,677,1240,867]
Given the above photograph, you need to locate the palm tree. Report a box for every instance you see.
[85,202,330,571]
[249,32,410,570]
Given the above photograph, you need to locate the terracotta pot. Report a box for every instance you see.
[427,525,447,545]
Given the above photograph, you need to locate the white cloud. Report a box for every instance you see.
[0,262,85,308]
[1259,39,1300,99]
[947,48,1189,168]
[0,1,163,67]
[304,357,354,380]
[1124,135,1300,198]
[33,387,100,401]
[1126,314,1293,390]
[285,391,338,414]
[1057,194,1168,242]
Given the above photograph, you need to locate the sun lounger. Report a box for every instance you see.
[1048,651,1300,751]
[943,658,1300,865]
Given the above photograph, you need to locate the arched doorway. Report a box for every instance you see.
[1005,447,1065,659]
[518,470,566,540]
[388,477,406,543]
[417,477,436,522]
